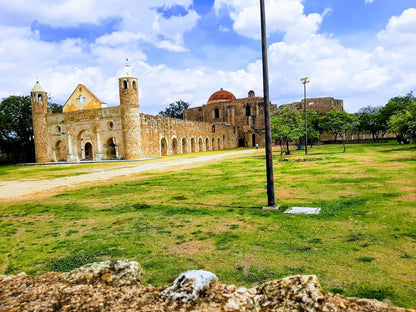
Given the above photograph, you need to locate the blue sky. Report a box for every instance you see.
[0,0,415,114]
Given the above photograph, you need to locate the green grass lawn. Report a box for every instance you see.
[0,142,415,308]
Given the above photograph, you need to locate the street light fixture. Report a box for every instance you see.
[300,77,310,155]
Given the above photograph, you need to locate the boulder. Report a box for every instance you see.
[252,275,326,311]
[162,270,218,303]
[65,259,142,286]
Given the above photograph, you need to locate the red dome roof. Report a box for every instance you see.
[208,88,236,104]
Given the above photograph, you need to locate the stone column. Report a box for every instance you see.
[96,126,102,161]
[66,132,75,162]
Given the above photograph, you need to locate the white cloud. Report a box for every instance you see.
[0,1,200,52]
[377,8,416,45]
[214,0,323,42]
[365,0,375,3]
[0,0,415,117]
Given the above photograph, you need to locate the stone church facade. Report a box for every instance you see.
[31,62,270,163]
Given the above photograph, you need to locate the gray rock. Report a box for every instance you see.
[162,270,218,303]
[65,259,142,286]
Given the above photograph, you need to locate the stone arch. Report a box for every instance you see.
[161,138,167,156]
[172,137,178,155]
[54,140,66,161]
[191,138,195,153]
[212,137,216,150]
[206,137,210,151]
[252,133,256,147]
[198,137,203,152]
[182,138,188,154]
[218,137,221,150]
[76,129,96,161]
[105,137,118,159]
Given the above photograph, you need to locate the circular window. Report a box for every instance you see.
[108,121,114,129]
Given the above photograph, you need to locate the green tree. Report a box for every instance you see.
[305,110,320,148]
[319,107,358,153]
[271,106,303,156]
[388,101,416,144]
[48,101,63,113]
[158,100,190,119]
[355,106,382,142]
[379,92,415,138]
[0,95,34,163]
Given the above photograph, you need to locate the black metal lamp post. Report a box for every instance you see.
[300,77,310,155]
[260,0,276,208]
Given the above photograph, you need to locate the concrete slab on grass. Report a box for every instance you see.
[262,205,280,211]
[284,207,321,215]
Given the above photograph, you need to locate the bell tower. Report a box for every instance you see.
[119,59,141,159]
[31,81,50,163]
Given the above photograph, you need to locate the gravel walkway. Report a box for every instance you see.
[0,149,257,201]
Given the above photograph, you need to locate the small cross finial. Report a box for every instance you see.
[126,58,129,66]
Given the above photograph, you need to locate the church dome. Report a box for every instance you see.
[207,88,236,104]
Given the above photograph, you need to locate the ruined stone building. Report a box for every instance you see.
[184,89,278,148]
[282,97,343,114]
[31,62,271,163]
[31,61,345,163]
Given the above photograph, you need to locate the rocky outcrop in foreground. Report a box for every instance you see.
[0,260,414,312]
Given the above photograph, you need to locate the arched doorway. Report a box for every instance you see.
[198,138,203,152]
[172,138,178,155]
[252,133,256,147]
[107,138,117,159]
[55,140,66,161]
[161,138,167,156]
[212,138,216,150]
[84,142,93,160]
[218,138,221,150]
[182,138,187,154]
[191,138,195,153]
[206,138,209,151]
[223,135,226,149]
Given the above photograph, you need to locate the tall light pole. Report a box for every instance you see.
[300,77,310,156]
[260,0,275,208]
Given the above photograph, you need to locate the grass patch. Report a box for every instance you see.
[0,142,415,308]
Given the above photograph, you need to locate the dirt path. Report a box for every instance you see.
[0,149,258,202]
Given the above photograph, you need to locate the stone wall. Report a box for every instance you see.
[282,97,344,113]
[41,106,238,163]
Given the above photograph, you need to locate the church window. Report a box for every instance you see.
[246,105,251,116]
[123,80,128,89]
[38,94,42,102]
[79,96,84,105]
[108,121,114,129]
[212,125,216,133]
[214,108,220,119]
[132,80,137,90]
